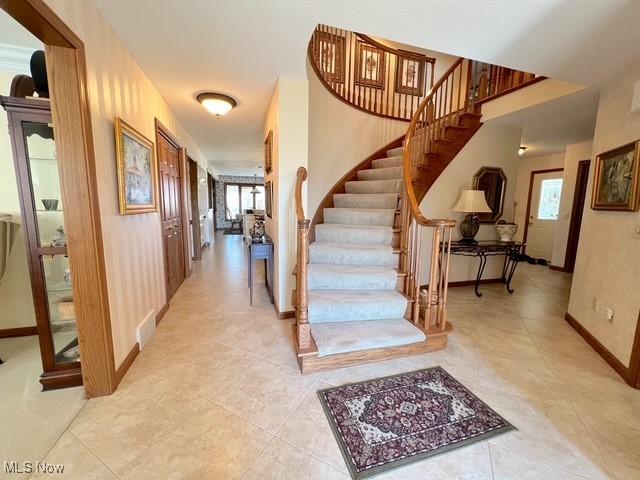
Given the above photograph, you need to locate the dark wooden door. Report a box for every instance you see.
[188,158,202,260]
[157,132,185,299]
[564,160,590,273]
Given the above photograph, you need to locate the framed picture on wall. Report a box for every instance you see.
[315,30,345,83]
[591,140,640,211]
[265,180,273,218]
[395,52,426,96]
[114,117,158,215]
[265,130,273,174]
[355,42,386,89]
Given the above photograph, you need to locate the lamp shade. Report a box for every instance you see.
[452,190,492,213]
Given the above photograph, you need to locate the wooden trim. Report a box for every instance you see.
[475,76,547,105]
[309,136,404,242]
[187,157,202,261]
[564,160,590,273]
[40,368,83,391]
[549,265,566,272]
[628,311,640,388]
[0,326,38,338]
[115,342,140,385]
[156,302,169,326]
[421,278,502,289]
[0,0,117,397]
[277,309,296,320]
[522,168,564,253]
[565,312,638,389]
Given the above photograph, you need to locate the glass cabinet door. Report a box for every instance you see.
[22,120,79,366]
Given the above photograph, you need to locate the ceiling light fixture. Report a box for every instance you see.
[250,174,260,194]
[518,146,527,156]
[196,92,237,117]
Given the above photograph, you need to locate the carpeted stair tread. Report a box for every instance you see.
[345,179,402,194]
[372,155,402,169]
[357,166,403,181]
[323,208,395,226]
[312,318,425,357]
[308,290,408,323]
[387,147,404,157]
[333,193,399,209]
[308,264,398,290]
[309,242,397,266]
[315,224,393,245]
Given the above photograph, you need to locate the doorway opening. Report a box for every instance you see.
[522,168,564,262]
[155,119,189,302]
[563,160,590,273]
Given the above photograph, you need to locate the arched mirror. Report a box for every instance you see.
[472,166,507,223]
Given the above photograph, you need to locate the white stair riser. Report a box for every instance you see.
[345,179,402,194]
[333,193,399,209]
[357,166,402,181]
[323,208,395,226]
[308,266,398,290]
[309,293,408,323]
[372,156,402,169]
[315,225,392,245]
[387,147,404,157]
[309,244,398,266]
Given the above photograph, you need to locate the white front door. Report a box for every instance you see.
[526,172,563,261]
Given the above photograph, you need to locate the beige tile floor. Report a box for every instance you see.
[0,336,86,480]
[32,233,640,479]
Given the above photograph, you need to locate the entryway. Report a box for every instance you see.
[523,168,563,261]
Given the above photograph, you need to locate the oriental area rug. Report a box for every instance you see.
[318,367,514,479]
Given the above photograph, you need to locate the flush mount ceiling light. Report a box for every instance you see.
[196,92,237,117]
[518,146,527,156]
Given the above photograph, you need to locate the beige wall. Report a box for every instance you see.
[419,125,522,283]
[45,0,210,367]
[0,70,37,329]
[264,78,309,312]
[550,141,592,267]
[513,153,566,242]
[568,59,640,367]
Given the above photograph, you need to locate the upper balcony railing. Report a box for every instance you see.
[308,24,436,122]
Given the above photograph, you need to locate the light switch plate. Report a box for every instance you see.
[633,225,640,240]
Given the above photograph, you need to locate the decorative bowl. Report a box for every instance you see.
[42,199,58,211]
[496,223,517,242]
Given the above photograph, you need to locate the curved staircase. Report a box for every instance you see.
[293,26,543,374]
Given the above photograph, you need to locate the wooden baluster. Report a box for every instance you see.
[295,167,310,350]
[413,223,423,324]
[425,225,440,329]
[297,218,310,349]
[439,225,453,330]
[347,31,353,104]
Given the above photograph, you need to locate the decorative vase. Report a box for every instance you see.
[250,219,265,242]
[459,213,480,244]
[495,223,517,242]
[42,199,58,211]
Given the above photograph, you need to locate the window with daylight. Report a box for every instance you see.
[537,178,563,220]
[224,183,264,220]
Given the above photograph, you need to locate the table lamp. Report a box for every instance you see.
[452,190,492,244]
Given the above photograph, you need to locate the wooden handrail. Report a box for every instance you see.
[295,167,307,221]
[294,167,311,351]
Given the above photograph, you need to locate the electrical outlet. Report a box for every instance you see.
[603,307,614,321]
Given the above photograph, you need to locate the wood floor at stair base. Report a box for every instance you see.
[295,328,449,375]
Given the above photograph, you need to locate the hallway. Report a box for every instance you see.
[35,233,639,479]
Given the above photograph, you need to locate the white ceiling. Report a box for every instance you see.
[60,1,640,175]
[486,87,600,158]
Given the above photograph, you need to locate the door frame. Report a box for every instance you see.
[187,156,202,260]
[563,160,590,272]
[154,118,191,306]
[0,0,116,396]
[522,167,564,254]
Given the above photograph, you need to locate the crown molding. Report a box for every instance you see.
[0,43,35,75]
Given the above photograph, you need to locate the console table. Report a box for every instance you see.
[246,236,274,306]
[444,241,525,297]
